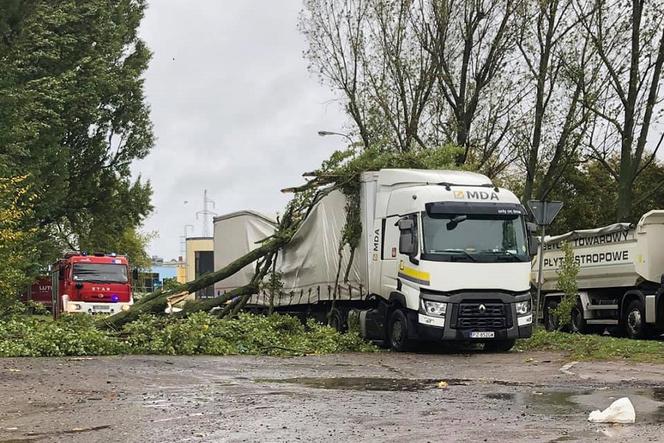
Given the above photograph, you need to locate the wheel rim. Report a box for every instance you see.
[391,319,404,347]
[627,309,642,335]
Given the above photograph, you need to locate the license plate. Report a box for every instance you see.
[470,331,495,339]
[92,304,111,311]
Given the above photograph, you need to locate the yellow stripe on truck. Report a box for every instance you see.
[398,265,430,286]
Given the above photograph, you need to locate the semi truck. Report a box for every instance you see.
[536,211,664,339]
[213,169,536,351]
[51,252,133,316]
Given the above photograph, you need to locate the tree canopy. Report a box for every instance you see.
[0,0,154,294]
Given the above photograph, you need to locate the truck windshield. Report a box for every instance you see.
[73,264,128,283]
[421,213,528,262]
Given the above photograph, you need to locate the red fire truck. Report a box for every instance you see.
[20,276,53,309]
[51,252,133,316]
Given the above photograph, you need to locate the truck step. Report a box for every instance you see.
[586,305,618,310]
[586,319,619,325]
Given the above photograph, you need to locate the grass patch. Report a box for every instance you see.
[517,328,664,363]
[0,312,377,357]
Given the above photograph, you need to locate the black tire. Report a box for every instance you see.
[484,339,516,353]
[624,299,651,339]
[388,309,412,352]
[327,308,346,332]
[570,304,586,334]
[544,299,560,332]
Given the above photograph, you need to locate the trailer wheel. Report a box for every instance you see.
[327,308,346,332]
[484,339,516,353]
[625,299,651,339]
[544,299,560,331]
[388,309,412,352]
[570,305,586,334]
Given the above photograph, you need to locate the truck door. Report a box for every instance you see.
[381,215,401,294]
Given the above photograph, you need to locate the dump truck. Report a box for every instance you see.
[213,169,536,351]
[536,210,664,339]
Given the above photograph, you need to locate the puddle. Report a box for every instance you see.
[256,377,470,391]
[484,388,664,423]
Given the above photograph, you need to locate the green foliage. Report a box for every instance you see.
[552,242,579,328]
[543,155,664,235]
[317,144,462,253]
[161,278,182,292]
[0,175,39,302]
[517,329,664,363]
[0,0,154,270]
[123,312,377,356]
[0,312,377,357]
[261,269,284,313]
[0,299,50,320]
[0,315,126,357]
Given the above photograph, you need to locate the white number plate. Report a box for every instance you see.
[92,304,111,311]
[470,331,495,339]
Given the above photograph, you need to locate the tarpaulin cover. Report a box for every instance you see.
[272,189,363,306]
[544,223,632,245]
[213,211,276,295]
[213,191,364,306]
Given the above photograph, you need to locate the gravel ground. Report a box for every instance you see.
[1,351,664,442]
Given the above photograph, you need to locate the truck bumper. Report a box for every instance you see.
[64,300,131,314]
[407,311,532,342]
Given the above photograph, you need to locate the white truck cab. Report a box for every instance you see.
[359,169,535,351]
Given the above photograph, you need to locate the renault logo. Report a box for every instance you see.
[478,304,487,313]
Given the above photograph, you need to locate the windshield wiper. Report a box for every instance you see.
[435,249,478,262]
[482,249,522,262]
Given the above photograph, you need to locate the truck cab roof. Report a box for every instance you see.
[362,169,494,189]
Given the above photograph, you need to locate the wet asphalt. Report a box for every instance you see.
[1,351,664,442]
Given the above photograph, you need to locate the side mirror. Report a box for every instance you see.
[397,218,414,231]
[527,222,538,233]
[132,269,139,281]
[397,217,417,258]
[528,235,539,258]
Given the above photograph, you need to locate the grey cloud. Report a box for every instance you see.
[133,0,348,260]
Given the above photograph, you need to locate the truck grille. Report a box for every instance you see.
[457,317,506,328]
[458,303,504,317]
[455,302,510,329]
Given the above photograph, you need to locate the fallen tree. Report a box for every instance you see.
[97,144,462,330]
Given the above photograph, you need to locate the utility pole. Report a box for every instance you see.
[196,189,217,238]
[180,224,194,257]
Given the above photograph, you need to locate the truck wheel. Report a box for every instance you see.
[388,309,412,352]
[484,339,516,352]
[327,308,346,332]
[544,299,560,331]
[624,299,651,339]
[570,305,586,334]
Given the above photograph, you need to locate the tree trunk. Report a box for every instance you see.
[616,176,634,221]
[96,237,285,330]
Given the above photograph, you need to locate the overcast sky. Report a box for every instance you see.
[134,1,348,260]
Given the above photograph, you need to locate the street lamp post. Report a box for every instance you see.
[317,130,354,145]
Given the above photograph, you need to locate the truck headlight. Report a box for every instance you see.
[422,300,447,316]
[516,300,531,315]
